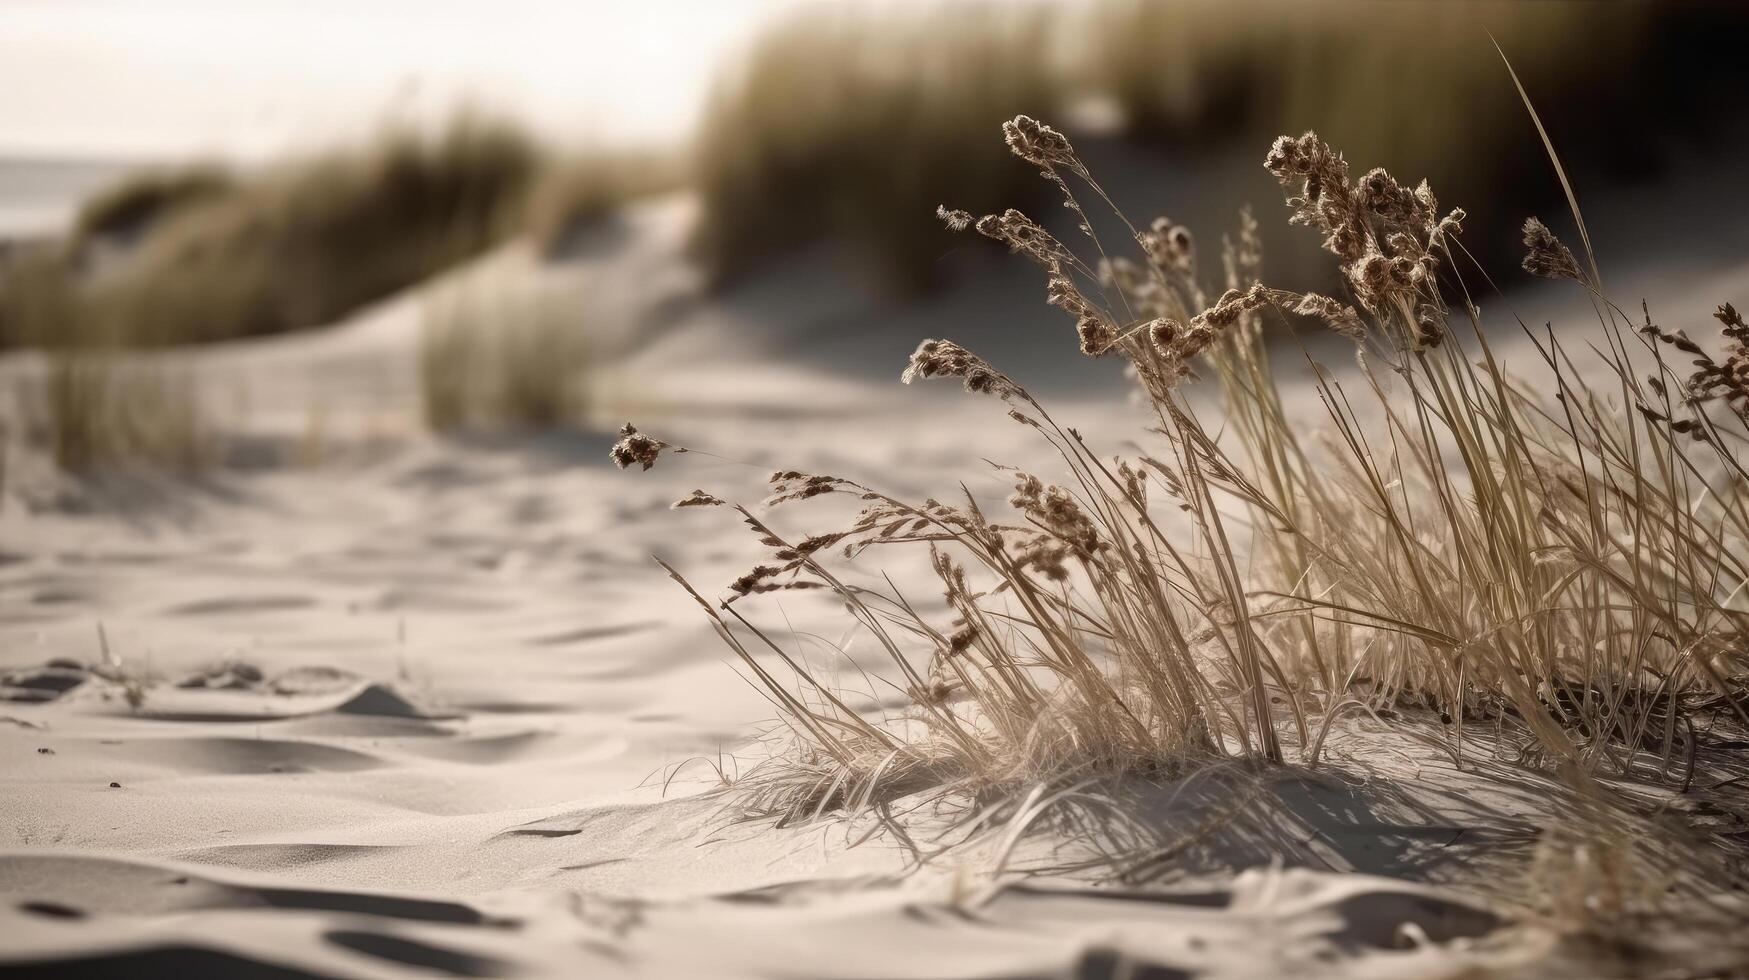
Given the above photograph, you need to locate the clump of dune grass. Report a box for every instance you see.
[34,350,211,473]
[71,166,235,245]
[690,1,1059,293]
[0,115,541,351]
[0,244,80,350]
[96,115,539,347]
[688,0,1745,293]
[420,279,592,432]
[621,110,1749,938]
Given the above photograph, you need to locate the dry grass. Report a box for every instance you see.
[32,352,211,473]
[525,150,683,257]
[0,244,80,350]
[420,278,592,432]
[71,166,235,245]
[91,115,540,347]
[1,118,679,357]
[621,113,1749,938]
[0,115,541,350]
[690,1,1060,293]
[689,0,1745,292]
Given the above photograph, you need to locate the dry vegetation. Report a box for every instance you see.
[70,166,235,245]
[690,2,1059,292]
[0,116,671,352]
[525,150,683,257]
[689,0,1745,293]
[621,113,1749,945]
[27,353,211,473]
[420,278,592,432]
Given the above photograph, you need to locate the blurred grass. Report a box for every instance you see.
[84,115,540,347]
[71,166,235,245]
[7,0,1743,359]
[0,115,675,352]
[691,0,1747,293]
[525,150,683,258]
[690,2,1061,294]
[420,278,592,432]
[36,354,211,472]
[1080,0,1735,257]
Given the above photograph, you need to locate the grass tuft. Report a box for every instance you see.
[690,2,1059,294]
[34,352,211,473]
[623,113,1749,935]
[1,115,542,350]
[71,166,235,245]
[419,278,592,432]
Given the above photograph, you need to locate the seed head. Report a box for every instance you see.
[1077,315,1118,356]
[1001,115,1077,169]
[1139,217,1195,274]
[610,423,668,471]
[936,206,973,232]
[1147,317,1182,356]
[974,209,1071,266]
[1291,293,1366,341]
[902,339,1019,399]
[1521,218,1583,282]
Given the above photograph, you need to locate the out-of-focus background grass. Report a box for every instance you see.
[1,0,1745,468]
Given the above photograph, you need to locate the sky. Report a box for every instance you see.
[0,0,804,161]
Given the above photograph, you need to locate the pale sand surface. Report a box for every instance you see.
[2,194,1745,977]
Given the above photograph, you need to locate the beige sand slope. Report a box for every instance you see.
[2,192,1746,978]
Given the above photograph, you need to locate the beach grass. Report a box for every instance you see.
[1,115,673,353]
[689,1,1060,294]
[623,111,1749,935]
[420,278,592,432]
[688,0,1744,293]
[35,352,211,473]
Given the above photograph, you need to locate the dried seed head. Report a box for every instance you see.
[1347,251,1397,310]
[1357,167,1426,227]
[768,472,851,505]
[901,338,1019,399]
[1266,132,1351,214]
[1011,475,1101,559]
[1001,114,1077,169]
[1190,284,1269,332]
[1264,134,1317,178]
[1139,217,1195,274]
[1718,302,1747,336]
[936,205,973,232]
[610,423,668,471]
[1291,293,1366,341]
[974,208,1071,266]
[729,564,781,597]
[947,624,979,655]
[1521,218,1583,282]
[672,489,723,508]
[1415,303,1445,349]
[1147,317,1182,356]
[1077,315,1118,356]
[1673,301,1749,421]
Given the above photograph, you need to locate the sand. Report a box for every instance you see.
[2,187,1747,978]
